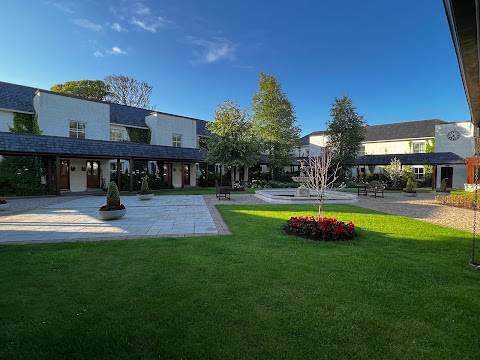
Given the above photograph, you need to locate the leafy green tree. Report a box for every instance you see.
[326,94,366,176]
[201,100,259,184]
[251,72,300,180]
[104,75,153,108]
[50,80,110,101]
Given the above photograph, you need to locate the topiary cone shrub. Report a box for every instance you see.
[138,176,152,195]
[100,181,125,211]
[403,178,416,193]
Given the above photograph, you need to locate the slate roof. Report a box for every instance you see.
[109,103,151,128]
[196,119,210,136]
[0,132,205,162]
[356,152,465,165]
[0,81,38,113]
[298,134,310,146]
[364,119,448,141]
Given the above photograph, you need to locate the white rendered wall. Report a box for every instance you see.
[0,110,14,132]
[435,122,473,188]
[146,113,197,148]
[364,138,430,155]
[309,134,328,156]
[34,92,110,140]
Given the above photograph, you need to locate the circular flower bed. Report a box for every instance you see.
[284,216,357,241]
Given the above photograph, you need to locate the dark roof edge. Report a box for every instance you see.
[0,107,34,114]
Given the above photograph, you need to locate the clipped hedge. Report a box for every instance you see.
[435,192,478,209]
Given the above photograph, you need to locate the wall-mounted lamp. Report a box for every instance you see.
[81,166,86,171]
[71,166,76,171]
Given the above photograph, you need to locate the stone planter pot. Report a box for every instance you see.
[137,193,154,200]
[98,208,126,220]
[402,192,417,197]
[0,203,10,211]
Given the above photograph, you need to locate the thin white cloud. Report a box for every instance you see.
[107,46,127,55]
[131,17,168,33]
[111,22,126,32]
[186,36,237,64]
[50,2,74,14]
[72,18,102,32]
[135,2,151,16]
[93,51,104,57]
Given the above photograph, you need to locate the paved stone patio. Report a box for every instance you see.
[0,195,217,244]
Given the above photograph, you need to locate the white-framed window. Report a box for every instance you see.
[172,134,182,147]
[414,167,424,180]
[110,161,124,172]
[69,121,85,139]
[110,129,124,142]
[412,142,426,153]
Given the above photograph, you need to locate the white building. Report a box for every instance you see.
[0,81,209,193]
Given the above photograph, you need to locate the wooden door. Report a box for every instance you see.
[60,160,70,189]
[440,167,453,188]
[86,161,100,188]
[183,164,190,186]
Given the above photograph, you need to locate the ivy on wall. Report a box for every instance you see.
[0,113,47,195]
[126,128,151,144]
[9,113,42,134]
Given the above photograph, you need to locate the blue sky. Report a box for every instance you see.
[0,0,469,135]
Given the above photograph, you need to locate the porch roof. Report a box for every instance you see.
[355,152,465,166]
[0,132,205,162]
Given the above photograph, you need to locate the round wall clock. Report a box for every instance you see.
[447,130,460,141]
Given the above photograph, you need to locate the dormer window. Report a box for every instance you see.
[69,121,85,139]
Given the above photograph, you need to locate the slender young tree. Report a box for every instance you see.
[104,75,153,108]
[251,72,300,180]
[200,100,259,184]
[326,94,366,177]
[301,148,340,220]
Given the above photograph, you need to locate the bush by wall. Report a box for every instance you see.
[435,192,478,209]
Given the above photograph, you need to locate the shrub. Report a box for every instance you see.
[100,181,125,211]
[436,192,478,209]
[404,178,416,193]
[0,199,7,204]
[440,179,448,192]
[284,216,357,241]
[138,176,152,194]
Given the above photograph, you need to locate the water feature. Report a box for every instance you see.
[254,188,358,204]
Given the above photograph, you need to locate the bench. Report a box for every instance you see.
[358,180,384,198]
[215,181,231,200]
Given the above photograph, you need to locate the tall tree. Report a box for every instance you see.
[50,80,110,101]
[104,75,153,108]
[251,72,300,179]
[326,94,366,176]
[201,100,259,184]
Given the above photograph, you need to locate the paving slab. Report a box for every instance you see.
[0,195,217,244]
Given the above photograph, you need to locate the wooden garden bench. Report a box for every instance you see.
[215,181,231,200]
[358,180,384,198]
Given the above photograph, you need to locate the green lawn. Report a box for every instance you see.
[0,204,478,359]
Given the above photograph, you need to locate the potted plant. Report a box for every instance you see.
[98,181,126,220]
[436,179,451,196]
[0,199,9,211]
[137,176,154,200]
[402,178,417,197]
